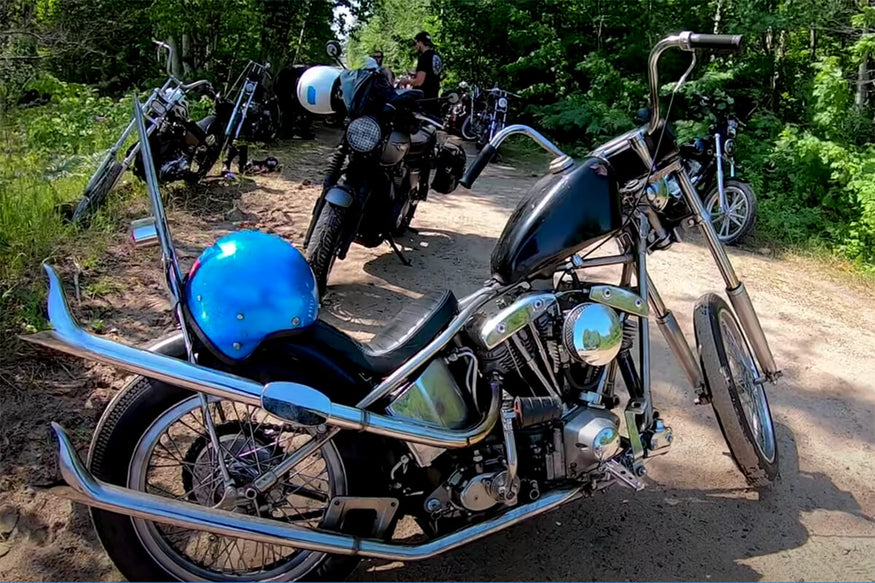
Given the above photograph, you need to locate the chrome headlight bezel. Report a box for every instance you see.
[346,116,382,153]
[497,96,508,110]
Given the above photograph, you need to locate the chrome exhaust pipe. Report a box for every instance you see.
[51,423,582,561]
[25,265,499,448]
[24,265,265,407]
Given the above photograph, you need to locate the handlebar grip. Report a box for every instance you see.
[460,144,496,189]
[687,33,743,51]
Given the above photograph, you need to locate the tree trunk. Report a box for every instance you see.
[857,11,870,110]
[181,33,192,76]
[856,59,868,109]
[713,0,724,34]
[166,36,183,78]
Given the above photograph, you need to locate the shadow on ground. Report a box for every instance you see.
[359,424,872,582]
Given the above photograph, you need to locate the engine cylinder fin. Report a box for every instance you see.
[621,319,637,351]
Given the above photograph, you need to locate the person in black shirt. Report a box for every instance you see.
[400,31,443,115]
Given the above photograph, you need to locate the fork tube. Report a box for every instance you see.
[635,216,653,427]
[135,98,235,488]
[675,169,779,379]
[233,87,258,141]
[715,133,726,211]
[647,275,703,390]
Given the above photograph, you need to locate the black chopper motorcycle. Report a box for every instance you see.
[463,86,519,149]
[680,97,756,245]
[217,60,282,172]
[442,81,475,136]
[29,32,780,583]
[73,46,279,224]
[303,43,466,297]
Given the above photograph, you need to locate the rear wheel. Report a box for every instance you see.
[305,203,346,298]
[694,293,778,487]
[89,377,371,581]
[72,160,125,225]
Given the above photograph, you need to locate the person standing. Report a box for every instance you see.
[400,31,443,115]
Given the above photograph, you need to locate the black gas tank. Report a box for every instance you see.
[491,158,621,284]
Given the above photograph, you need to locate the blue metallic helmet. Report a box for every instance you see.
[185,231,319,360]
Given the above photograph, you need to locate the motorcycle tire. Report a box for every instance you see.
[305,202,346,298]
[703,179,757,246]
[88,373,385,582]
[694,293,779,488]
[460,116,478,141]
[72,160,125,226]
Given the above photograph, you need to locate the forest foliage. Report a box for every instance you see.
[353,0,875,270]
[3,0,875,298]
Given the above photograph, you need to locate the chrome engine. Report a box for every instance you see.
[466,290,631,484]
[388,287,650,528]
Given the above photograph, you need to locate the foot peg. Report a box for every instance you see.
[602,459,645,491]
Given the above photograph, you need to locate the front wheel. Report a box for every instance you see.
[460,116,478,141]
[305,202,347,298]
[694,293,778,488]
[703,179,757,245]
[88,376,373,581]
[72,160,125,225]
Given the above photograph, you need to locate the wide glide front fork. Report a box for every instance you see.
[615,173,780,478]
[675,168,781,381]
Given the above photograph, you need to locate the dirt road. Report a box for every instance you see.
[1,129,873,581]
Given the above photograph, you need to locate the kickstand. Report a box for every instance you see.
[387,236,412,266]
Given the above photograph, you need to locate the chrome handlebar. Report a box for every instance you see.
[459,125,572,189]
[487,124,566,158]
[646,31,743,134]
[180,79,213,94]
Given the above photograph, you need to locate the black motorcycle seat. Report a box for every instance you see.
[310,289,458,376]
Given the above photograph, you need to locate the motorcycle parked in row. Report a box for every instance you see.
[73,45,279,224]
[680,97,756,245]
[462,86,519,149]
[442,81,476,136]
[29,31,780,583]
[302,42,466,296]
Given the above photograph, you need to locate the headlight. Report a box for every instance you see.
[346,116,382,152]
[727,120,738,138]
[724,138,736,156]
[497,97,508,109]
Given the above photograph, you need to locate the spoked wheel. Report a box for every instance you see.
[703,179,757,245]
[72,160,125,225]
[694,294,778,488]
[89,377,368,581]
[460,116,478,141]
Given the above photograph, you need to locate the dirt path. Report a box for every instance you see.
[1,129,873,581]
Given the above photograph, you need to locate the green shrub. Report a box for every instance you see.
[0,74,133,285]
